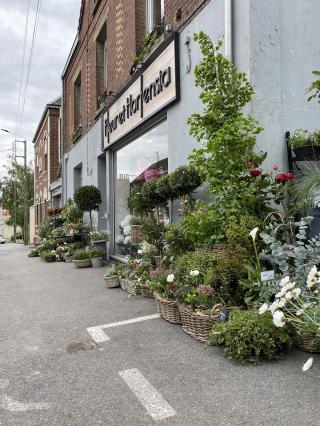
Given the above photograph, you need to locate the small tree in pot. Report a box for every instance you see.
[74,185,102,232]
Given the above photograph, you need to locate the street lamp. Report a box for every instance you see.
[1,128,28,245]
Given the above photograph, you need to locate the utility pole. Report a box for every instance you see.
[1,129,28,245]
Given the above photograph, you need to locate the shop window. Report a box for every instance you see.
[96,22,107,107]
[73,163,82,192]
[74,72,82,129]
[146,0,164,33]
[113,120,168,256]
[44,153,47,172]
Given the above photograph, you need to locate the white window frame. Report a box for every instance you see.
[146,0,164,34]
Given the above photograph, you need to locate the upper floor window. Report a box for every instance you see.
[146,0,164,34]
[96,22,107,108]
[74,71,82,129]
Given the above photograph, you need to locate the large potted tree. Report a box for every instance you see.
[74,185,102,232]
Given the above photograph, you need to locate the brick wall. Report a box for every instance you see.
[62,0,209,153]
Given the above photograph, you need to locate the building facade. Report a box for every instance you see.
[33,97,62,234]
[61,0,320,258]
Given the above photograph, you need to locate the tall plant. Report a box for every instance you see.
[74,185,102,231]
[188,33,266,217]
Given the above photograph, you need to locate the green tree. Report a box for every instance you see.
[73,185,102,231]
[188,32,267,217]
[0,161,34,228]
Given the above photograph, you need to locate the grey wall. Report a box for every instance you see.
[63,117,106,230]
[168,0,320,173]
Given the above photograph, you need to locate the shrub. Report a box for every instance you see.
[209,310,291,363]
[74,185,102,231]
[38,218,53,239]
[164,221,194,259]
[73,249,91,261]
[37,240,55,253]
[91,231,109,242]
[51,226,65,238]
[90,250,104,258]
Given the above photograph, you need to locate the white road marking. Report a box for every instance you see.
[87,313,160,343]
[0,395,50,412]
[119,369,176,422]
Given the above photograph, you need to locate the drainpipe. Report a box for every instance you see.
[225,0,233,61]
[61,75,65,205]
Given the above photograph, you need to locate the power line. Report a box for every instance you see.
[17,0,43,138]
[14,0,32,143]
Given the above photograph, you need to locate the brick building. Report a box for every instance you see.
[61,0,320,258]
[33,97,62,233]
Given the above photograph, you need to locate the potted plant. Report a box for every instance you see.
[104,264,120,288]
[28,248,39,258]
[90,231,109,253]
[74,185,102,232]
[41,250,56,263]
[72,249,92,268]
[289,129,320,161]
[90,250,104,268]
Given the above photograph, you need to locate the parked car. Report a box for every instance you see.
[0,234,5,244]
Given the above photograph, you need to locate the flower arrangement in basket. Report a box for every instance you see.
[149,272,182,324]
[104,264,120,288]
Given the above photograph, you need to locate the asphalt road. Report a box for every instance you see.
[0,243,319,426]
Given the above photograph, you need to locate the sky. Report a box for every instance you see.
[0,0,80,177]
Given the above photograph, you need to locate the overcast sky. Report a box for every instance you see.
[0,0,80,176]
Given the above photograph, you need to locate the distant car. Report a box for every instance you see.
[0,234,5,244]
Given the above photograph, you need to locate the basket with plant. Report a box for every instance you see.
[72,249,92,268]
[104,264,120,288]
[149,272,181,324]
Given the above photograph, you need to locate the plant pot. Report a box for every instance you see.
[178,304,222,343]
[119,277,136,294]
[45,256,56,263]
[92,240,107,253]
[64,256,73,263]
[91,257,102,268]
[153,291,181,324]
[104,275,120,288]
[294,332,320,353]
[140,284,154,298]
[73,259,92,268]
[131,225,143,245]
[292,145,320,161]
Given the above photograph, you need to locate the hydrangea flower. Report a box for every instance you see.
[272,310,285,327]
[258,303,268,315]
[167,274,174,283]
[190,270,200,277]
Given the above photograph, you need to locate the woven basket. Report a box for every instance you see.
[104,275,120,288]
[194,244,232,257]
[178,304,223,343]
[140,284,154,298]
[295,333,320,353]
[131,225,143,245]
[154,292,181,324]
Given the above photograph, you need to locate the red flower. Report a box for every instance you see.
[165,283,174,291]
[276,173,287,182]
[250,169,262,177]
[284,172,295,181]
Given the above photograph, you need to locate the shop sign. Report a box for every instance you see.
[104,34,179,147]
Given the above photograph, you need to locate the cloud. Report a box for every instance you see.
[0,0,80,170]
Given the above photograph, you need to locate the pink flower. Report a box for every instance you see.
[197,285,214,295]
[272,165,279,170]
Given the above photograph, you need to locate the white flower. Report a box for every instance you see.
[307,266,318,289]
[296,309,303,316]
[284,291,293,301]
[292,288,301,297]
[116,235,124,244]
[258,303,269,315]
[302,303,312,309]
[123,235,131,245]
[167,274,175,283]
[275,288,287,299]
[249,227,259,241]
[280,276,290,287]
[272,311,285,327]
[302,357,313,372]
[278,299,286,308]
[269,301,280,313]
[190,270,200,277]
[137,250,143,255]
[123,225,132,236]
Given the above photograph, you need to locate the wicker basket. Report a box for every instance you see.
[295,333,320,353]
[194,244,233,257]
[140,284,154,298]
[131,225,143,244]
[178,304,223,343]
[104,275,120,288]
[154,291,181,324]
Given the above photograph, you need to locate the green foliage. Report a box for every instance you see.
[0,161,34,227]
[133,24,163,65]
[225,215,262,252]
[306,69,320,104]
[66,241,86,256]
[163,220,194,261]
[28,248,39,257]
[40,250,56,261]
[73,249,91,261]
[90,231,109,242]
[293,162,320,213]
[187,32,272,219]
[60,202,82,224]
[90,250,104,258]
[289,129,320,148]
[38,218,53,239]
[141,217,166,253]
[37,239,55,253]
[51,226,65,237]
[74,185,102,231]
[209,310,291,363]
